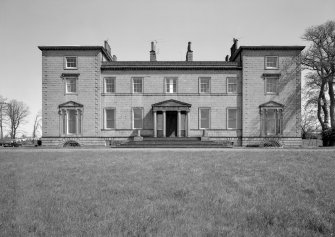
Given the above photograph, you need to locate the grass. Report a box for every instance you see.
[1,148,335,236]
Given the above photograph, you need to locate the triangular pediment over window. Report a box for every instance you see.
[152,99,191,111]
[259,101,284,108]
[58,101,83,108]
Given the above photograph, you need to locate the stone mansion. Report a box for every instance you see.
[38,40,304,147]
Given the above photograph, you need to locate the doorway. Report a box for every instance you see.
[166,111,177,137]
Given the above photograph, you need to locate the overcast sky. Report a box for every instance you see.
[0,0,334,137]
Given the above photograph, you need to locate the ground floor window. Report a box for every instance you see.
[104,108,115,129]
[133,108,143,129]
[227,108,237,129]
[199,108,210,129]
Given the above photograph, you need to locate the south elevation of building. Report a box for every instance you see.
[38,40,304,147]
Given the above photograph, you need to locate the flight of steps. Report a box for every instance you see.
[114,137,234,148]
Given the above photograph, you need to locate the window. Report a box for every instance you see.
[265,76,278,94]
[132,77,143,93]
[104,108,115,129]
[199,108,210,129]
[199,77,210,93]
[265,56,278,69]
[65,57,77,69]
[104,77,115,93]
[262,108,283,136]
[227,108,237,129]
[165,78,177,93]
[133,108,143,129]
[66,78,77,93]
[227,77,237,93]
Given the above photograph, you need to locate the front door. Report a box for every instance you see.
[166,111,177,137]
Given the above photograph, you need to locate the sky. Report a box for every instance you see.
[0,0,334,137]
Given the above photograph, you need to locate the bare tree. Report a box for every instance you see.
[32,110,42,138]
[301,20,335,129]
[5,99,30,139]
[0,95,8,140]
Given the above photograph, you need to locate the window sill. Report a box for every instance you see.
[265,92,278,95]
[64,68,78,70]
[265,67,279,70]
[101,128,116,131]
[65,93,78,95]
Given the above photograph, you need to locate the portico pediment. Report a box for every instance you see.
[259,101,284,108]
[58,101,83,108]
[152,99,191,111]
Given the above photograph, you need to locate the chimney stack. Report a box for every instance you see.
[186,42,193,61]
[230,38,238,59]
[150,41,156,61]
[112,55,117,61]
[225,55,229,62]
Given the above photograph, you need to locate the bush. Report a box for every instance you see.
[322,128,335,146]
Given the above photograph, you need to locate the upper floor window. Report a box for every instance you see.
[104,77,115,93]
[165,78,177,93]
[199,108,210,129]
[227,77,237,93]
[227,108,237,129]
[265,76,278,94]
[104,108,115,129]
[65,57,77,69]
[199,77,210,93]
[66,78,77,94]
[132,77,143,93]
[265,56,279,69]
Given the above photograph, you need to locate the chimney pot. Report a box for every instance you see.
[186,41,193,61]
[112,55,117,61]
[150,41,156,61]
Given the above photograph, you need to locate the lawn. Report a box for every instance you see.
[1,148,335,236]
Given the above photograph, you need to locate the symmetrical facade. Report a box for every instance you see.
[38,40,304,146]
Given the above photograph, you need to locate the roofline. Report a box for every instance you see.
[231,46,305,61]
[38,46,113,61]
[101,61,242,71]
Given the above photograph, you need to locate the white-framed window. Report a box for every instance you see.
[227,108,237,129]
[65,78,77,94]
[104,108,115,129]
[65,56,77,69]
[227,77,237,93]
[133,107,143,129]
[132,77,143,93]
[265,76,278,94]
[262,108,283,136]
[165,78,177,93]
[199,77,210,93]
[199,108,210,129]
[265,56,279,69]
[104,77,115,93]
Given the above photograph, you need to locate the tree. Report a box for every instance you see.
[5,99,30,139]
[301,20,335,130]
[32,110,42,138]
[0,95,7,140]
[303,72,329,130]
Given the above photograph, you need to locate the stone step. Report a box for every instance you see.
[114,144,232,148]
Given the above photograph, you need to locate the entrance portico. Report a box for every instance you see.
[152,99,191,138]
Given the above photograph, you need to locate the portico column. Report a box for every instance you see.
[153,111,157,137]
[186,111,190,137]
[76,109,80,135]
[177,111,181,137]
[163,110,166,137]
